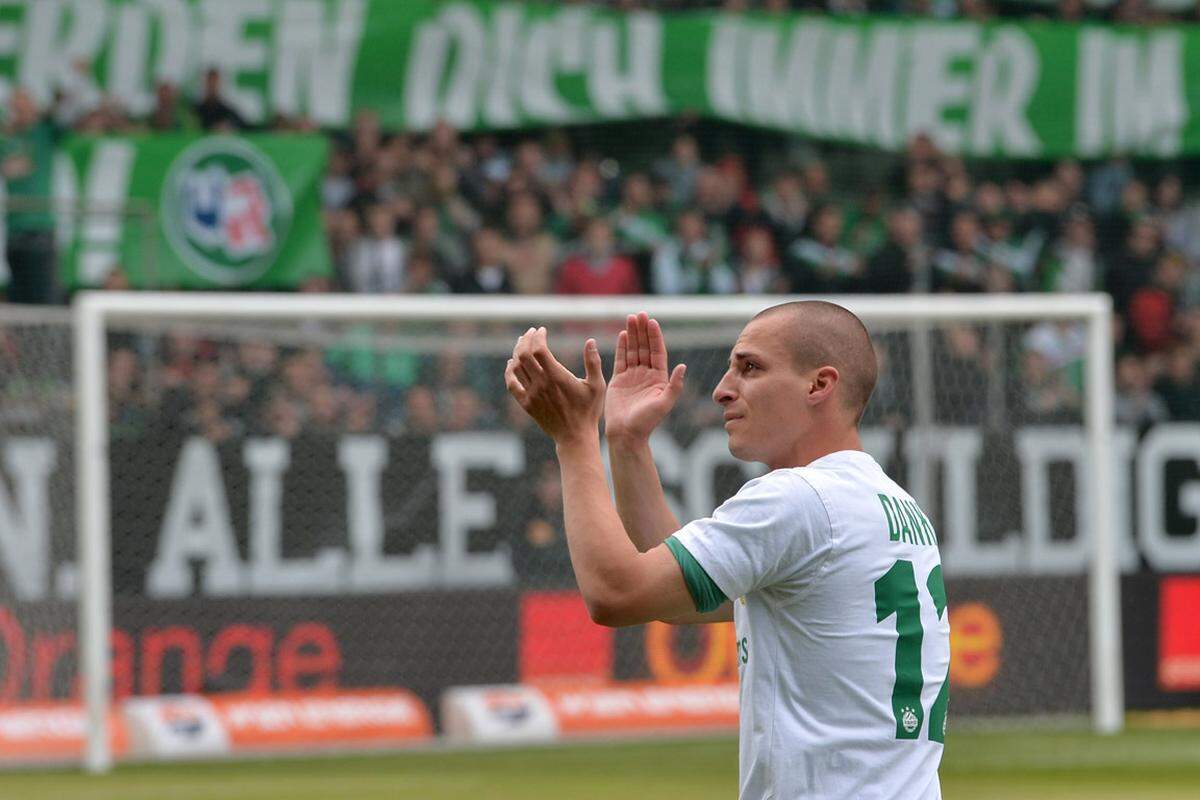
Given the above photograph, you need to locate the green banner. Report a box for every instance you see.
[0,1,1197,158]
[58,134,330,289]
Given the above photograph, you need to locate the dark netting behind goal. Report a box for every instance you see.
[78,306,1098,739]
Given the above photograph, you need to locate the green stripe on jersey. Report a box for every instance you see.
[665,536,728,613]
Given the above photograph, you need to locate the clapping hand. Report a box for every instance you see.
[505,327,606,445]
[604,312,686,442]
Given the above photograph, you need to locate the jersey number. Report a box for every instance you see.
[874,560,948,743]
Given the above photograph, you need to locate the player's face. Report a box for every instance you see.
[712,316,813,469]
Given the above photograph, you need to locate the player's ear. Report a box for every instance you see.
[806,366,839,406]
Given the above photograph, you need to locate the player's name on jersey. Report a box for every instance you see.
[877,494,937,546]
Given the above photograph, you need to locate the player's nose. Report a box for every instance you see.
[712,371,736,405]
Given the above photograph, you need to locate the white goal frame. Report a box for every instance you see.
[73,291,1121,773]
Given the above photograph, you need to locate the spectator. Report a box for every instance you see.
[404,254,450,294]
[1155,173,1200,264]
[1038,208,1098,293]
[935,325,989,424]
[445,385,490,431]
[148,82,189,133]
[403,386,440,435]
[2,88,61,304]
[193,68,247,132]
[654,133,702,208]
[53,58,102,128]
[786,203,859,293]
[1127,252,1186,353]
[346,205,407,293]
[982,211,1040,290]
[734,226,786,294]
[652,209,737,294]
[322,148,356,212]
[1018,348,1079,424]
[453,227,513,294]
[1114,353,1169,428]
[1154,346,1200,421]
[760,170,808,250]
[511,459,575,589]
[610,172,669,258]
[504,192,558,294]
[866,206,927,293]
[555,217,641,295]
[932,209,988,292]
[1107,216,1162,313]
[410,205,468,276]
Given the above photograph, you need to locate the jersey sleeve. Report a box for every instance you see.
[670,470,833,601]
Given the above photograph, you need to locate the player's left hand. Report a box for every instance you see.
[505,327,606,445]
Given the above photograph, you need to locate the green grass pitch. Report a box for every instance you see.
[3,725,1199,799]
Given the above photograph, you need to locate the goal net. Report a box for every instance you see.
[4,293,1119,770]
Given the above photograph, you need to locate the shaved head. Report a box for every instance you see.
[752,301,877,423]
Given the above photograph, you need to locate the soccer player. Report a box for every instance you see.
[504,301,950,799]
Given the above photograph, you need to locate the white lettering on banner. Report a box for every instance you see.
[77,140,135,285]
[19,0,108,107]
[707,18,1040,156]
[1016,427,1093,574]
[589,12,666,118]
[341,435,437,591]
[0,439,56,601]
[1077,30,1188,158]
[147,437,247,597]
[432,433,521,585]
[404,4,485,130]
[1137,424,1200,571]
[197,0,270,122]
[9,424,1200,599]
[789,21,827,137]
[109,0,191,118]
[859,426,895,469]
[969,28,1041,156]
[0,3,21,105]
[704,18,741,120]
[906,25,979,153]
[270,0,365,127]
[904,426,1022,576]
[482,5,524,127]
[519,14,578,123]
[826,26,902,149]
[246,439,344,594]
[404,3,667,130]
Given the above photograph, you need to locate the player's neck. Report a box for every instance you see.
[770,426,864,471]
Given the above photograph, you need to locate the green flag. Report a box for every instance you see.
[58,134,330,290]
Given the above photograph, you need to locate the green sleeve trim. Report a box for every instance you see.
[665,536,728,614]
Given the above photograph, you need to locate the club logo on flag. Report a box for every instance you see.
[162,137,293,286]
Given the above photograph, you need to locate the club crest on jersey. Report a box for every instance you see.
[162,137,293,286]
[901,706,919,734]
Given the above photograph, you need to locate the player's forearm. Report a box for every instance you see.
[555,435,645,620]
[606,434,681,552]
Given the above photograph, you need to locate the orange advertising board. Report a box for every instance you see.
[538,681,739,735]
[210,691,433,751]
[0,703,127,763]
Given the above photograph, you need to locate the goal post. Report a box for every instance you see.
[70,291,1120,773]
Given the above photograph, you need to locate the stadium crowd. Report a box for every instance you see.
[3,2,1200,583]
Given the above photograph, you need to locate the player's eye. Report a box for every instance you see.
[742,362,758,373]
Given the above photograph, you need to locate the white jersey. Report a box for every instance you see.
[672,450,949,800]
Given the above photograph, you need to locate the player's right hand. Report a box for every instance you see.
[604,312,686,442]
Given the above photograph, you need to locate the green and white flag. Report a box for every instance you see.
[57,134,330,289]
